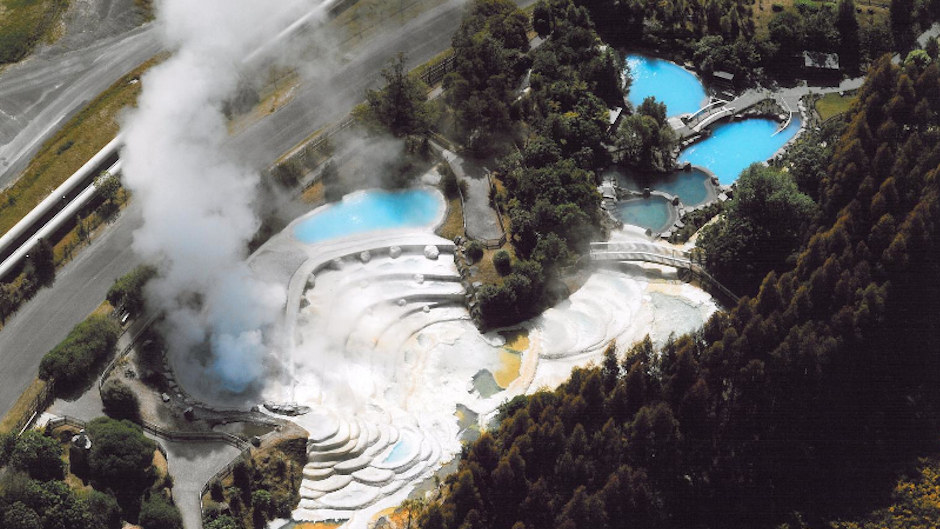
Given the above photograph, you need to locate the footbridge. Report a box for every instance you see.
[589,241,740,305]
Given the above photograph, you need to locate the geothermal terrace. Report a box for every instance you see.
[168,182,718,528]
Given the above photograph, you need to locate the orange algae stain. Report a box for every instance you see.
[292,522,344,529]
[494,329,530,388]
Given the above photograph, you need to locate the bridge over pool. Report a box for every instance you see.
[589,241,740,305]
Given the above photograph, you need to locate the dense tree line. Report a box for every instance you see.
[614,96,676,172]
[576,0,938,80]
[417,56,939,529]
[698,164,818,293]
[473,0,621,327]
[444,0,530,157]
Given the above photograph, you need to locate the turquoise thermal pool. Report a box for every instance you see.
[614,195,675,233]
[626,54,708,117]
[293,189,442,244]
[678,116,802,185]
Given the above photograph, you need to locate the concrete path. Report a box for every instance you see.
[432,146,504,241]
[148,435,242,529]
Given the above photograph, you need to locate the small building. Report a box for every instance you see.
[713,70,735,88]
[803,52,841,83]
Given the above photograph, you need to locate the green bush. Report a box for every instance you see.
[440,163,461,199]
[86,417,155,496]
[493,250,512,275]
[39,315,121,390]
[81,489,122,529]
[139,494,183,529]
[466,240,484,263]
[10,430,64,481]
[106,265,156,316]
[101,380,141,422]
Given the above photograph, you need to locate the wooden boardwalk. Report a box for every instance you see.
[589,241,741,305]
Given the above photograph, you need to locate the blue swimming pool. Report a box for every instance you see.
[678,116,802,185]
[626,54,708,117]
[615,196,674,232]
[293,189,442,244]
[613,167,712,206]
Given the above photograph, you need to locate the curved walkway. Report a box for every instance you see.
[589,241,739,304]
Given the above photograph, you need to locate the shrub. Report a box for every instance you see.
[0,431,15,466]
[10,430,64,481]
[210,480,225,502]
[86,417,155,496]
[204,515,240,529]
[101,379,141,422]
[81,489,122,529]
[39,315,121,390]
[106,265,156,316]
[466,240,484,263]
[493,250,512,275]
[139,494,183,529]
[440,163,461,199]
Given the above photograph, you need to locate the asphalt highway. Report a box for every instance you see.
[0,26,162,189]
[0,0,537,419]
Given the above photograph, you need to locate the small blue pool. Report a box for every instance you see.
[293,189,442,244]
[626,54,708,117]
[384,434,415,465]
[615,196,674,232]
[678,117,802,185]
[614,167,712,207]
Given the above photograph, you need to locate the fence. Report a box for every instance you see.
[480,169,508,249]
[271,116,355,189]
[420,54,456,86]
[9,380,55,436]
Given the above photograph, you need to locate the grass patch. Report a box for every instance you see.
[301,180,326,205]
[0,54,163,235]
[815,92,857,121]
[134,0,154,21]
[437,197,464,240]
[228,68,302,135]
[332,0,450,49]
[471,245,516,287]
[0,0,68,65]
[0,377,50,434]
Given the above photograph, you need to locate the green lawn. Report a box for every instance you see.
[815,92,857,121]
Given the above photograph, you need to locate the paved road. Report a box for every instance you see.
[0,203,144,418]
[0,24,160,190]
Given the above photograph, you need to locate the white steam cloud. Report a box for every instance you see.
[120,0,327,393]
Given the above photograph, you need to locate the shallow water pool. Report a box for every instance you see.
[614,195,674,232]
[626,54,708,117]
[678,116,802,185]
[293,189,442,244]
[614,167,712,206]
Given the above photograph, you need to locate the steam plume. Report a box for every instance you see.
[120,0,325,393]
